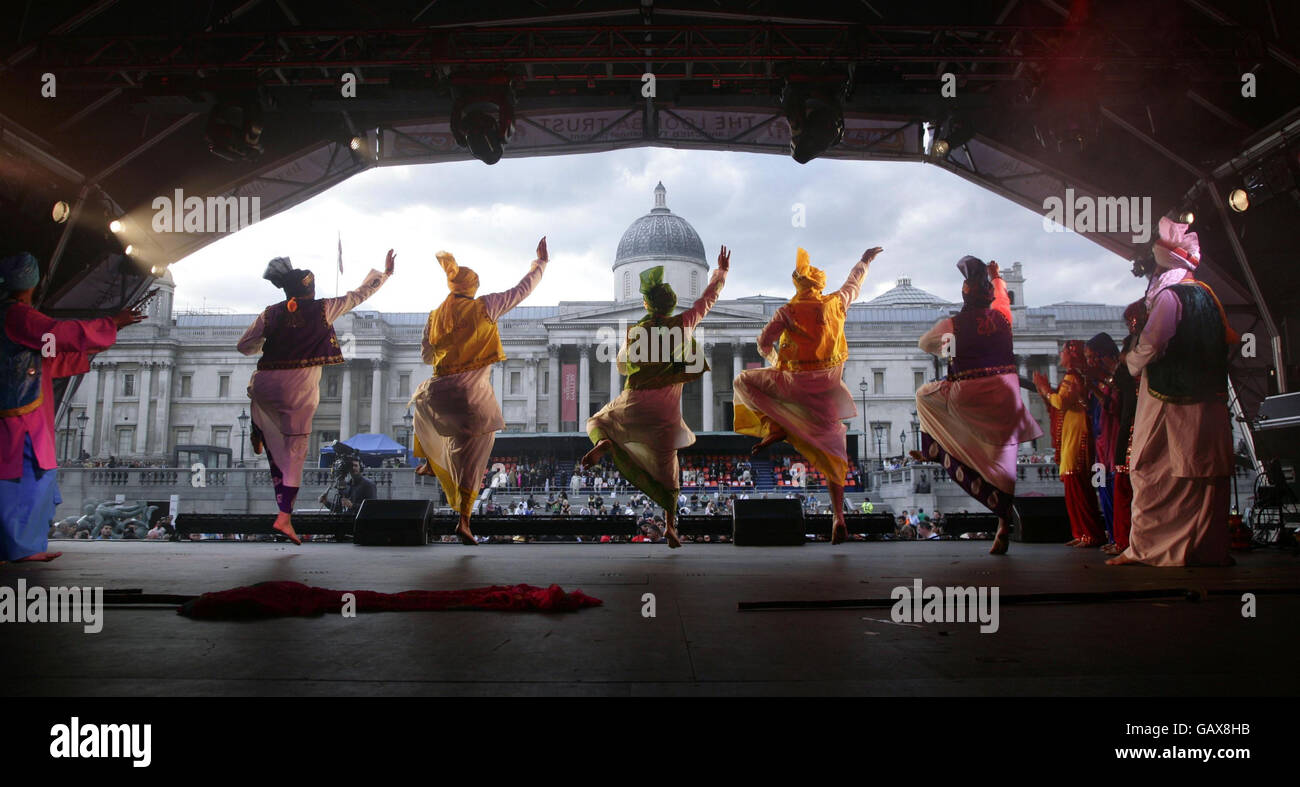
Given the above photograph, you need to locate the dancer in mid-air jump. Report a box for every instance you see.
[410,238,548,545]
[733,246,882,545]
[583,246,730,548]
[238,251,394,545]
[912,257,1041,554]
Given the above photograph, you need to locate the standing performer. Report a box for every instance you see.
[1108,217,1236,566]
[582,246,731,549]
[1084,333,1121,548]
[911,258,1042,555]
[1,252,143,563]
[410,238,548,545]
[1035,341,1106,547]
[1103,301,1145,555]
[238,251,395,545]
[733,246,883,545]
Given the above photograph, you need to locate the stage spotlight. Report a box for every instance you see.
[1177,208,1195,224]
[150,263,167,276]
[450,83,516,166]
[932,139,951,158]
[123,244,135,256]
[1228,188,1250,212]
[205,99,265,162]
[52,201,70,223]
[109,219,123,233]
[349,136,363,151]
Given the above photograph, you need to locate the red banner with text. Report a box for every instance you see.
[562,363,578,422]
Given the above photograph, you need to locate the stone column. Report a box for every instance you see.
[369,360,383,434]
[1048,360,1058,387]
[492,364,504,411]
[526,356,539,432]
[701,343,714,432]
[154,362,171,457]
[98,362,116,456]
[340,363,353,439]
[547,345,560,432]
[83,364,100,457]
[608,350,620,400]
[578,344,591,425]
[732,343,744,383]
[134,363,153,455]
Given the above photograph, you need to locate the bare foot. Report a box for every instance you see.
[272,512,302,545]
[665,527,682,549]
[15,551,62,562]
[1064,538,1081,547]
[1100,543,1122,555]
[750,428,787,455]
[1073,537,1100,548]
[1105,552,1142,565]
[455,520,477,546]
[989,522,1010,555]
[414,461,435,477]
[831,519,848,545]
[581,439,612,469]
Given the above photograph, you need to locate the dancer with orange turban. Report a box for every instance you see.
[733,246,883,544]
[1034,340,1106,548]
[410,238,548,545]
[582,246,730,548]
[238,251,394,544]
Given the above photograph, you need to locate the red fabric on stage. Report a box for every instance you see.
[1062,473,1105,542]
[1112,470,1133,550]
[178,581,602,620]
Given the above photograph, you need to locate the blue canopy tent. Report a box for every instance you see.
[319,433,409,468]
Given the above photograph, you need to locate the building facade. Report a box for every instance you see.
[60,184,1128,467]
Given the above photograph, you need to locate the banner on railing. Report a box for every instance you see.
[562,363,578,422]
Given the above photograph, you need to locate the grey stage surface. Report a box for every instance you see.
[2,540,1298,697]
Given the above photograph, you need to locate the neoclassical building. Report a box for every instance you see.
[61,183,1127,467]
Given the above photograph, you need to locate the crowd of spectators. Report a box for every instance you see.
[486,456,558,490]
[50,514,176,541]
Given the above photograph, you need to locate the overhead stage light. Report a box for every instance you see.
[1228,189,1250,212]
[206,98,266,162]
[109,219,123,233]
[781,76,847,165]
[52,201,70,223]
[349,136,363,151]
[1177,208,1195,224]
[450,79,516,166]
[123,244,135,256]
[931,139,950,158]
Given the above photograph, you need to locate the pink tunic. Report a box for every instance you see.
[1,303,117,479]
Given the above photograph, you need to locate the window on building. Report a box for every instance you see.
[542,370,549,390]
[212,427,230,448]
[117,427,134,454]
[361,375,372,397]
[326,373,339,398]
[914,371,925,391]
[123,373,135,397]
[399,373,410,398]
[219,374,230,398]
[180,374,192,398]
[691,270,700,297]
[505,422,525,433]
[509,371,521,395]
[623,271,633,299]
[173,427,192,448]
[873,370,884,394]
[1007,290,1015,305]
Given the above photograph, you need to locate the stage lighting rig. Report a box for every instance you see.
[930,114,974,160]
[781,74,849,165]
[450,76,516,166]
[205,99,266,162]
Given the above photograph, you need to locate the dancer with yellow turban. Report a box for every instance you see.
[733,246,883,544]
[238,251,395,545]
[582,246,730,549]
[411,238,549,545]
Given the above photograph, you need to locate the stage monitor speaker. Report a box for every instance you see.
[1013,496,1071,543]
[354,499,431,546]
[732,498,804,546]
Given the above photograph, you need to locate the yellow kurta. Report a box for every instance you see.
[1047,373,1090,475]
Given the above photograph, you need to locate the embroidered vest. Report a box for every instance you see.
[774,292,848,372]
[623,313,709,391]
[256,298,344,371]
[1146,282,1229,404]
[947,307,1015,381]
[426,295,506,377]
[0,300,42,417]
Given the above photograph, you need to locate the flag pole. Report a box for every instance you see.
[336,231,342,297]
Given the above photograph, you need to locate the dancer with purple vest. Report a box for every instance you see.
[238,251,395,544]
[912,258,1042,554]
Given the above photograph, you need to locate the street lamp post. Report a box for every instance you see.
[899,431,906,461]
[402,408,414,464]
[910,409,920,453]
[76,411,88,459]
[873,423,884,468]
[237,409,249,467]
[858,378,869,465]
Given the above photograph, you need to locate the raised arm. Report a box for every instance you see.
[680,246,730,330]
[989,262,1012,325]
[834,246,883,308]
[918,317,955,356]
[322,249,396,323]
[4,303,118,378]
[480,237,549,323]
[237,310,268,356]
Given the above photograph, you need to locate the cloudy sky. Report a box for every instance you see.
[170,146,1145,314]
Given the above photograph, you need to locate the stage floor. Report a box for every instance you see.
[2,541,1298,697]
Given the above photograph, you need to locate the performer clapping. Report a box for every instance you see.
[582,246,730,549]
[912,258,1042,555]
[238,251,395,545]
[1,253,143,563]
[1035,341,1106,548]
[410,239,548,545]
[733,246,882,544]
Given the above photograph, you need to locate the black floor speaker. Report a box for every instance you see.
[1013,496,1072,543]
[732,498,804,546]
[353,499,431,546]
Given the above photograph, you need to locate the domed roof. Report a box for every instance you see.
[613,182,707,267]
[868,277,954,307]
